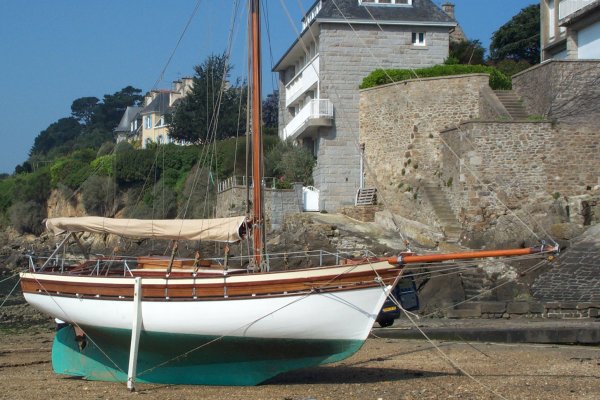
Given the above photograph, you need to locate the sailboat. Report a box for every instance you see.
[19,0,558,388]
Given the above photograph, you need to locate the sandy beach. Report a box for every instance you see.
[1,324,599,400]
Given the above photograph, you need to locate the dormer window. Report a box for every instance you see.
[360,0,412,5]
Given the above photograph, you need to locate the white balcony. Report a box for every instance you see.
[559,0,596,20]
[285,55,319,108]
[283,99,333,141]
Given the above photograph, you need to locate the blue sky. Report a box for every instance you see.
[0,0,536,174]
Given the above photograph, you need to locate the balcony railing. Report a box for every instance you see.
[302,0,322,30]
[559,0,595,20]
[217,176,277,193]
[283,99,333,140]
[285,55,319,108]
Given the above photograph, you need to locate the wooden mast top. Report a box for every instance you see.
[250,0,263,267]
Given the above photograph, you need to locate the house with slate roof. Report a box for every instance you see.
[273,0,457,211]
[139,78,193,148]
[115,78,193,148]
[115,105,142,144]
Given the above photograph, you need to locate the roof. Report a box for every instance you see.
[114,106,142,132]
[315,0,455,24]
[274,0,455,71]
[140,92,172,115]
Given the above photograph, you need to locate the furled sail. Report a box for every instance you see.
[45,216,247,243]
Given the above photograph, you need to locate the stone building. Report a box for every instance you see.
[541,0,600,60]
[273,0,456,212]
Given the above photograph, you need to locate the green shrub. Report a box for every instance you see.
[360,64,512,90]
[115,149,158,184]
[9,201,46,235]
[12,169,51,204]
[264,140,315,186]
[97,141,115,157]
[49,149,95,189]
[0,177,16,215]
[81,176,117,216]
[50,157,93,189]
[115,141,134,153]
[91,154,115,176]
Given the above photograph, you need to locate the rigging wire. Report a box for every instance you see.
[0,276,21,309]
[150,0,205,90]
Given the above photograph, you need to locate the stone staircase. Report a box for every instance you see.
[459,267,486,300]
[494,90,529,120]
[422,182,462,243]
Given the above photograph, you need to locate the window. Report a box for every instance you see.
[360,0,411,5]
[144,115,152,129]
[155,115,165,128]
[412,32,426,46]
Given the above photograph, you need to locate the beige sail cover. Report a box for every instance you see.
[45,216,247,243]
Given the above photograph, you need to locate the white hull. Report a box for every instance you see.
[24,284,391,341]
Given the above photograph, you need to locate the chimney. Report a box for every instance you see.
[442,2,455,20]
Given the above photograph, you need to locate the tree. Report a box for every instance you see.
[262,91,279,128]
[90,86,143,132]
[30,117,83,156]
[490,4,540,64]
[169,53,247,144]
[265,140,315,187]
[447,39,485,65]
[71,96,99,125]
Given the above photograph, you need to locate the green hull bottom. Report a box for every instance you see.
[52,325,364,386]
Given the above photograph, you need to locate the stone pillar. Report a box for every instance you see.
[566,29,578,60]
[293,182,304,212]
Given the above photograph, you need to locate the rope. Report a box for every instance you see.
[0,276,21,309]
[0,272,21,285]
[137,286,320,377]
[27,272,128,386]
[397,300,509,400]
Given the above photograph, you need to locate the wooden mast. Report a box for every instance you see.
[250,0,264,267]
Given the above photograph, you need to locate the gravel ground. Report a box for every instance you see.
[1,326,599,400]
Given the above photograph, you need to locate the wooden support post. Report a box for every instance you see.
[127,277,143,392]
[70,232,89,259]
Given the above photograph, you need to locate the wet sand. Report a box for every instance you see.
[1,326,599,400]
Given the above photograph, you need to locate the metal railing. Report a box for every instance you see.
[283,98,334,140]
[217,176,277,193]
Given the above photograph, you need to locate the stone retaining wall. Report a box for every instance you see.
[512,60,600,126]
[440,121,600,231]
[339,205,383,222]
[216,184,303,230]
[359,74,489,225]
[445,301,600,319]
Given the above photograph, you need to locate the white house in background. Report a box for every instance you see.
[541,0,600,60]
[273,0,456,212]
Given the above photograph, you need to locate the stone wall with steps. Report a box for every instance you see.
[359,74,489,231]
[493,90,529,120]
